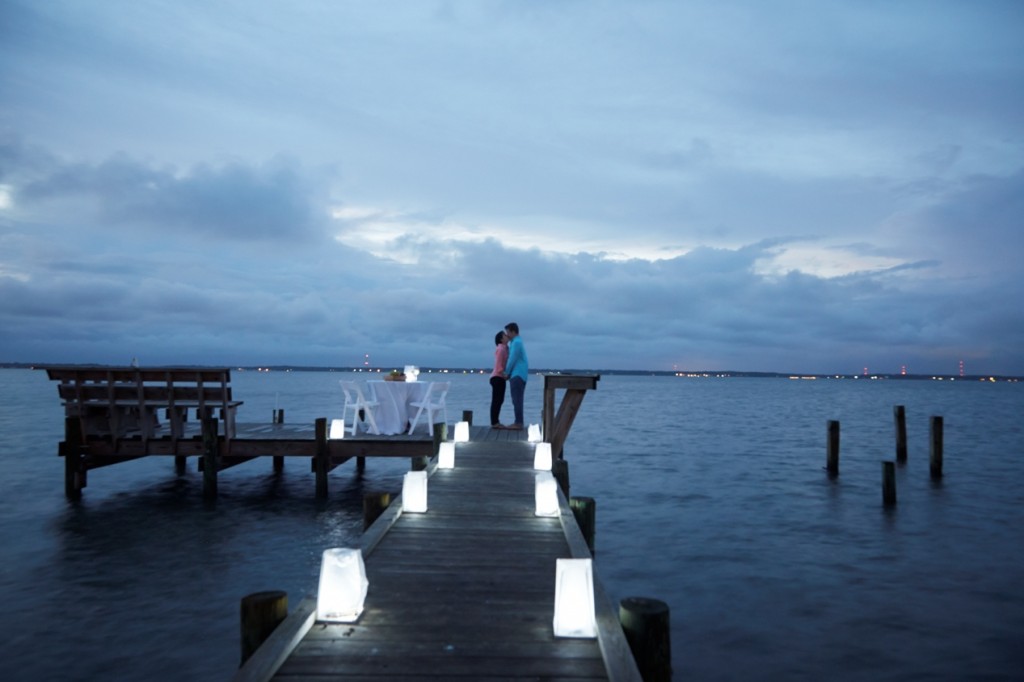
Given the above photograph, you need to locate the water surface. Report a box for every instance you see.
[0,369,1021,680]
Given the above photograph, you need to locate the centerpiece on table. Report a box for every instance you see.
[385,369,405,382]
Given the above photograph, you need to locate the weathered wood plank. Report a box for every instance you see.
[251,433,639,682]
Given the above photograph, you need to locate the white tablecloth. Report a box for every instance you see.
[367,380,432,435]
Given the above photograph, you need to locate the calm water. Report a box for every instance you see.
[1,368,1021,681]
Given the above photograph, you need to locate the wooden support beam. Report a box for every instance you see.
[543,373,598,459]
[199,455,259,472]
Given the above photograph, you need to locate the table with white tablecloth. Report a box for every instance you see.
[367,380,433,435]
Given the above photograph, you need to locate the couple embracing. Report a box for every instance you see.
[489,322,528,430]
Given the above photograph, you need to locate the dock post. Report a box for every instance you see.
[882,460,897,506]
[363,492,392,531]
[175,456,187,475]
[240,590,288,665]
[433,422,448,452]
[894,405,907,462]
[202,417,219,499]
[273,409,285,472]
[315,417,328,499]
[619,596,672,682]
[569,496,596,556]
[930,415,944,479]
[826,420,840,475]
[412,422,446,471]
[62,416,85,500]
[552,457,570,497]
[462,410,473,426]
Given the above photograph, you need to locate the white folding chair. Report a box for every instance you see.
[339,380,380,435]
[407,382,450,436]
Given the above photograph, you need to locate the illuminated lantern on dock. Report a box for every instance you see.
[534,472,559,517]
[454,421,470,442]
[403,470,428,512]
[528,424,542,442]
[533,442,552,471]
[329,419,346,440]
[316,548,368,623]
[553,558,597,638]
[438,442,456,469]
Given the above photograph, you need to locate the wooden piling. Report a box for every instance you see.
[894,405,907,462]
[363,492,392,531]
[930,415,944,479]
[202,417,219,500]
[240,590,288,666]
[462,410,473,426]
[826,420,840,475]
[63,416,85,500]
[411,422,446,470]
[273,409,285,472]
[569,496,596,556]
[619,596,672,682]
[432,422,448,453]
[882,460,897,506]
[552,458,570,497]
[314,417,328,498]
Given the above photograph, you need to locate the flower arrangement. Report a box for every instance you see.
[385,369,406,382]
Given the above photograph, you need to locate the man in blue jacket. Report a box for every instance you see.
[503,321,529,430]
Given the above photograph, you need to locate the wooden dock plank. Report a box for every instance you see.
[248,436,641,682]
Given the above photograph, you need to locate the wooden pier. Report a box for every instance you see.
[43,367,601,501]
[235,426,642,682]
[39,369,656,677]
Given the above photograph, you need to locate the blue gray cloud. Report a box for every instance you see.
[1,1,1022,374]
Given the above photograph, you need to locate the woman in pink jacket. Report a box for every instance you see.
[490,330,509,428]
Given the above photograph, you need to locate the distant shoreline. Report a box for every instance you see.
[3,362,1020,382]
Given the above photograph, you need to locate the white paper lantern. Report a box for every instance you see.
[329,418,346,440]
[316,548,368,623]
[528,424,542,442]
[533,442,552,471]
[402,470,428,512]
[534,472,559,517]
[553,558,597,638]
[454,421,470,442]
[438,441,455,469]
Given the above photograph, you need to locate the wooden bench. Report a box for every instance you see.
[44,366,243,441]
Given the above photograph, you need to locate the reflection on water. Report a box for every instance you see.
[1,369,1022,681]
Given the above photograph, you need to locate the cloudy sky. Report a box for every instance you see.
[2,1,1022,374]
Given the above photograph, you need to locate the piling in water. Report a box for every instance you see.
[894,405,908,462]
[240,590,288,665]
[882,460,897,506]
[619,596,672,682]
[314,417,328,498]
[930,415,944,478]
[202,417,219,500]
[570,496,596,556]
[363,492,392,531]
[826,420,840,475]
